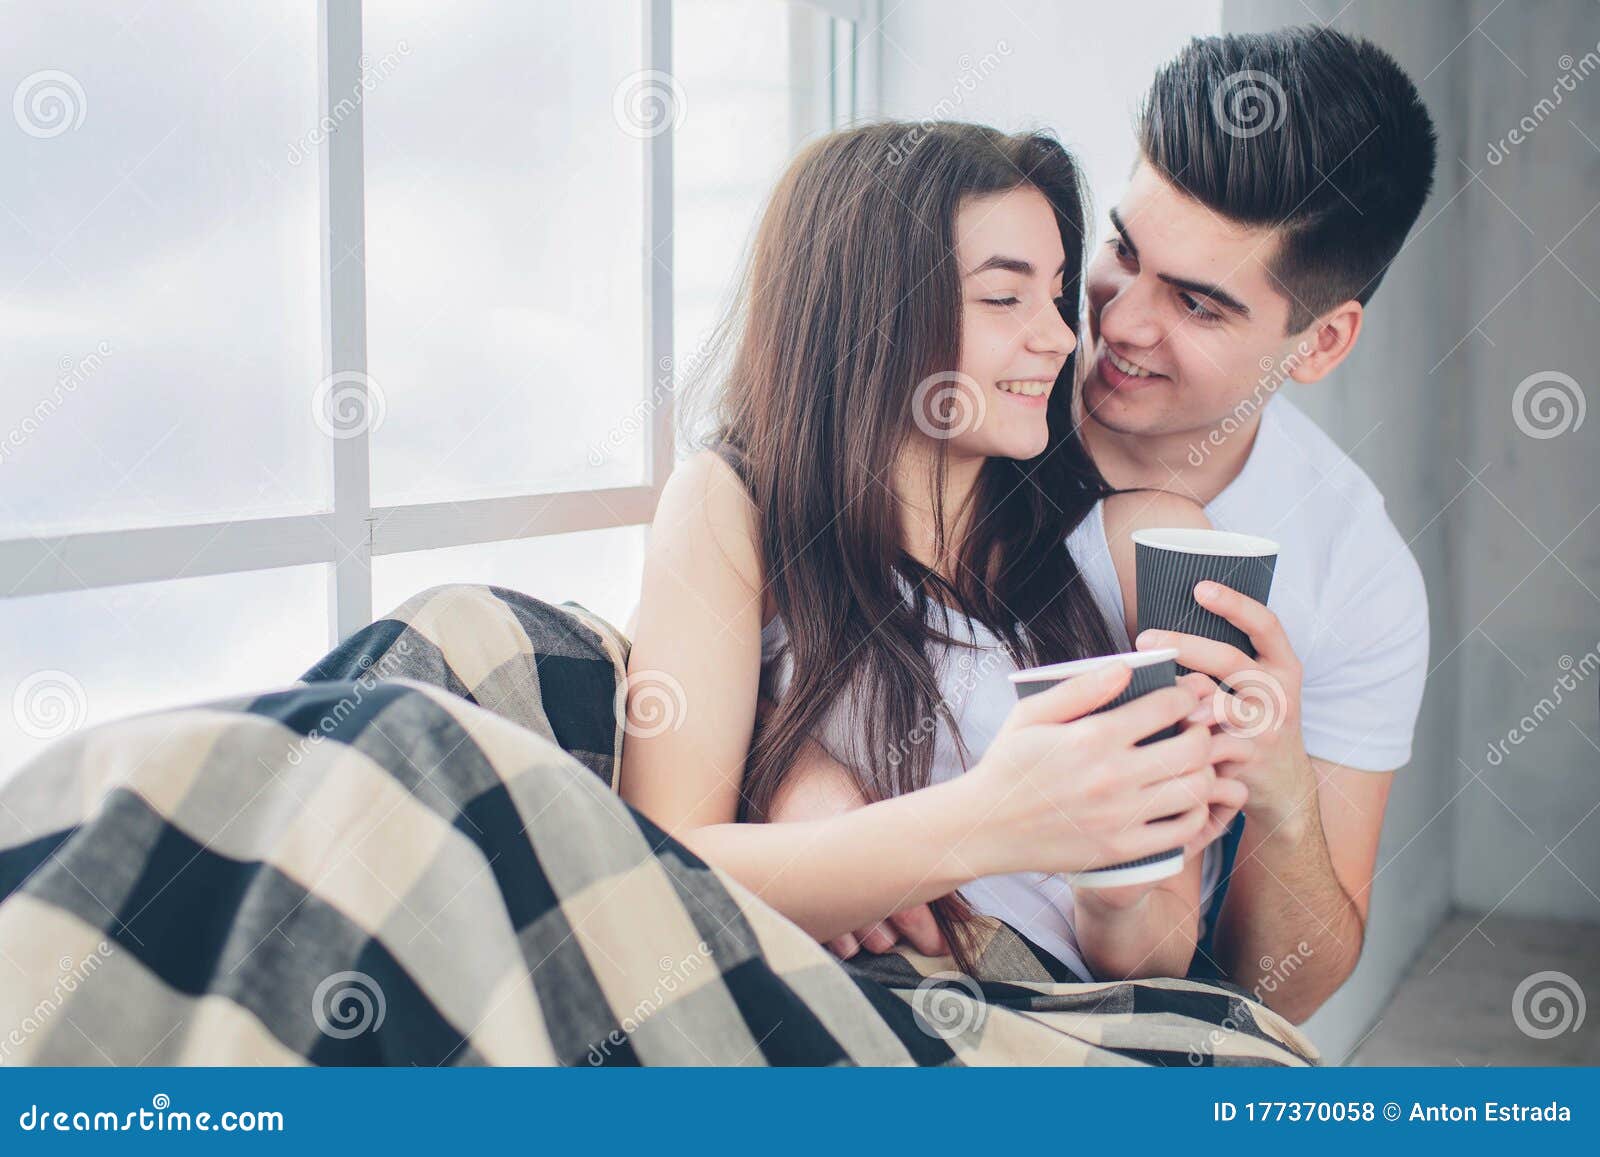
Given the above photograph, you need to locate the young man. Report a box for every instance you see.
[1074,26,1435,1021]
[773,27,1435,1024]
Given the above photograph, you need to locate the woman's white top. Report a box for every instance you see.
[758,500,1223,981]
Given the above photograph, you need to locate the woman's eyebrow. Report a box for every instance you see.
[965,255,1069,277]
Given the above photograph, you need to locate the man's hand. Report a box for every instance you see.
[1074,669,1249,919]
[1136,580,1317,833]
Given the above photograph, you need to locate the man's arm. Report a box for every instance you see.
[1135,579,1398,1023]
[1074,843,1209,981]
[1212,758,1392,1022]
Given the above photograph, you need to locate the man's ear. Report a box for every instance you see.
[1287,301,1363,384]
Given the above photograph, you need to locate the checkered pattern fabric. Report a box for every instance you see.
[0,584,1317,1066]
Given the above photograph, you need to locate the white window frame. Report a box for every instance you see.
[0,0,881,645]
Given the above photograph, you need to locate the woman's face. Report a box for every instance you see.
[930,185,1078,463]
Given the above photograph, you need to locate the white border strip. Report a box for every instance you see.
[371,487,661,557]
[645,0,675,493]
[321,0,374,642]
[0,515,340,599]
[1130,527,1280,557]
[0,487,664,599]
[1009,647,1180,685]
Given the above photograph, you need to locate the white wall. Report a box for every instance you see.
[1224,0,1600,1057]
[876,0,1221,238]
[1443,0,1600,921]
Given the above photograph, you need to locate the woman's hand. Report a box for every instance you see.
[1073,755,1248,918]
[963,662,1219,879]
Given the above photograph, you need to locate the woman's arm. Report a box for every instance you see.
[763,730,949,958]
[620,452,998,938]
[620,457,1220,944]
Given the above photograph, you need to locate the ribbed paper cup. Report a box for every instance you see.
[1132,528,1278,673]
[1008,648,1184,887]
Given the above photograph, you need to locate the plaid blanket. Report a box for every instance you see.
[0,584,1317,1066]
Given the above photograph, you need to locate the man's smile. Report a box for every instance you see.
[1092,340,1169,391]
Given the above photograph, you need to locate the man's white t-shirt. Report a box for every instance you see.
[1200,396,1429,771]
[1081,396,1429,772]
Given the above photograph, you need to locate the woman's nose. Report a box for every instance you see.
[1028,302,1078,357]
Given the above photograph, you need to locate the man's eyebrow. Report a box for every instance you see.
[1108,208,1138,258]
[965,255,1069,277]
[1108,207,1251,318]
[1158,272,1251,318]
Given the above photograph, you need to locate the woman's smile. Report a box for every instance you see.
[995,377,1053,404]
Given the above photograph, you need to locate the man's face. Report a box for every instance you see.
[1082,161,1311,441]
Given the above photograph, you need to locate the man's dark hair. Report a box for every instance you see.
[1138,26,1437,332]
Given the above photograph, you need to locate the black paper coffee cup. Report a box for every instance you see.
[1132,528,1278,673]
[1008,648,1184,887]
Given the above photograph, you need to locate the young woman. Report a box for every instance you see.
[619,122,1250,982]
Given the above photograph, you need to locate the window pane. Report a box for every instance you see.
[364,1,647,505]
[1,565,330,785]
[373,526,645,637]
[671,0,834,444]
[0,3,324,538]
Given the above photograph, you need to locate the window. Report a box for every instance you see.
[0,3,324,535]
[0,568,329,780]
[0,0,878,781]
[362,2,648,505]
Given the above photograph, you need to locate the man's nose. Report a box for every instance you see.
[1097,279,1163,351]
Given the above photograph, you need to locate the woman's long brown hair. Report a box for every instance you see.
[696,122,1121,972]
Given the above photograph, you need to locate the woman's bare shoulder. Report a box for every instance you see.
[653,450,769,612]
